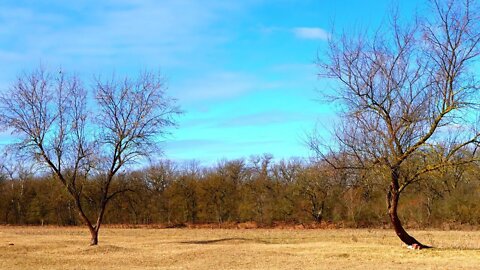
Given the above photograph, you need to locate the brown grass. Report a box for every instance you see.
[1,226,479,269]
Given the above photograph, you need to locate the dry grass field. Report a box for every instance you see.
[1,226,479,269]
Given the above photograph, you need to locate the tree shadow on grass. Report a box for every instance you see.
[432,247,480,251]
[179,237,270,245]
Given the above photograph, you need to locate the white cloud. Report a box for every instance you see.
[293,27,329,40]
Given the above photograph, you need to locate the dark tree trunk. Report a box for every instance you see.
[89,229,99,246]
[82,217,99,246]
[312,200,324,223]
[73,194,102,246]
[387,169,430,249]
[92,200,108,244]
[4,204,10,224]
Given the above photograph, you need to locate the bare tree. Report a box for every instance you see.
[296,165,330,223]
[313,0,480,248]
[0,68,179,245]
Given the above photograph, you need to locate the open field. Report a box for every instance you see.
[1,226,479,269]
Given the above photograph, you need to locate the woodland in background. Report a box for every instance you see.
[1,153,479,228]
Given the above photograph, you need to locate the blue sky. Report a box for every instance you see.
[0,0,424,165]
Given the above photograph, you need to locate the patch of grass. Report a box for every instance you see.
[0,226,479,269]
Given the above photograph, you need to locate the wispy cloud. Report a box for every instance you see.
[0,0,326,162]
[174,71,279,102]
[217,111,310,128]
[0,0,246,76]
[293,27,330,40]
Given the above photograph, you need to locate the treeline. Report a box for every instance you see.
[1,154,479,228]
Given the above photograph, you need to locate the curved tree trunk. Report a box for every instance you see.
[388,169,430,249]
[387,190,429,248]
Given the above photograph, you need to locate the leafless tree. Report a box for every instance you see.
[296,164,330,223]
[0,68,179,245]
[313,0,480,248]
